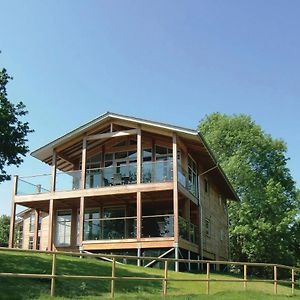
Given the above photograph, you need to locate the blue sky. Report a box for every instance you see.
[1,1,300,215]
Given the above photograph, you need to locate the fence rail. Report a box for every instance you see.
[0,247,299,298]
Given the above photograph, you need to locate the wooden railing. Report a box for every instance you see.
[0,247,299,298]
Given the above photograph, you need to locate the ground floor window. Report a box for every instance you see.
[55,210,71,246]
[28,236,34,249]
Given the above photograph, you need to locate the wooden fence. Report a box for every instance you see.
[0,247,299,298]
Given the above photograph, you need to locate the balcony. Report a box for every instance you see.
[15,161,173,196]
[83,214,174,242]
[15,160,198,200]
[84,216,137,241]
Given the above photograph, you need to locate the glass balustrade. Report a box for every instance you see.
[85,163,137,188]
[177,163,198,198]
[16,175,51,195]
[141,214,174,238]
[142,161,173,183]
[55,170,82,192]
[15,160,180,195]
[179,216,199,244]
[83,217,137,240]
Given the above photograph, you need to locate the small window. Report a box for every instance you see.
[205,218,211,237]
[28,236,34,250]
[204,179,209,193]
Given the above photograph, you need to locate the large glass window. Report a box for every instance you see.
[55,210,71,246]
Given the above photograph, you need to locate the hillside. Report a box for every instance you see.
[0,250,299,300]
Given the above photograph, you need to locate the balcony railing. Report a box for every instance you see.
[179,216,198,244]
[86,163,137,189]
[142,160,173,183]
[83,214,174,241]
[178,163,198,198]
[55,170,82,192]
[15,160,175,195]
[84,216,137,241]
[141,214,174,238]
[16,175,51,195]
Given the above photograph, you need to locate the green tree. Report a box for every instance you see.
[0,68,33,182]
[199,113,299,265]
[0,215,10,247]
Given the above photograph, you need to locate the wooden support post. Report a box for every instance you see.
[33,210,39,250]
[136,128,142,184]
[206,262,210,295]
[48,199,54,251]
[173,133,179,244]
[9,176,18,248]
[50,253,56,297]
[111,258,116,298]
[79,197,85,247]
[81,137,87,189]
[51,151,57,193]
[244,264,247,290]
[292,268,295,295]
[274,265,277,295]
[137,192,141,241]
[163,260,168,296]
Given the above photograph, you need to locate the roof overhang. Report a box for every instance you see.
[31,112,240,202]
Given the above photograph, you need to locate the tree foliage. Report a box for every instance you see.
[0,215,10,247]
[0,68,33,182]
[199,113,299,265]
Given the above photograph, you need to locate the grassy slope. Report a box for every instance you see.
[0,250,299,300]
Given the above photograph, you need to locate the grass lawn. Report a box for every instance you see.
[0,250,299,300]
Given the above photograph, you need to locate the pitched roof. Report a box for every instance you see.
[31,112,240,201]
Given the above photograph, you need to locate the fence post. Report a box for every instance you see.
[244,264,247,290]
[50,253,56,297]
[292,268,294,295]
[163,260,168,296]
[111,258,116,298]
[273,265,277,295]
[206,262,210,295]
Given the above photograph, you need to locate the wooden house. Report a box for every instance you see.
[9,112,239,271]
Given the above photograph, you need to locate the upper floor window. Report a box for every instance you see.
[29,213,35,233]
[188,155,198,197]
[143,148,152,162]
[155,145,173,161]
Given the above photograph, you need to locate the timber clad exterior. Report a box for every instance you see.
[10,112,238,270]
